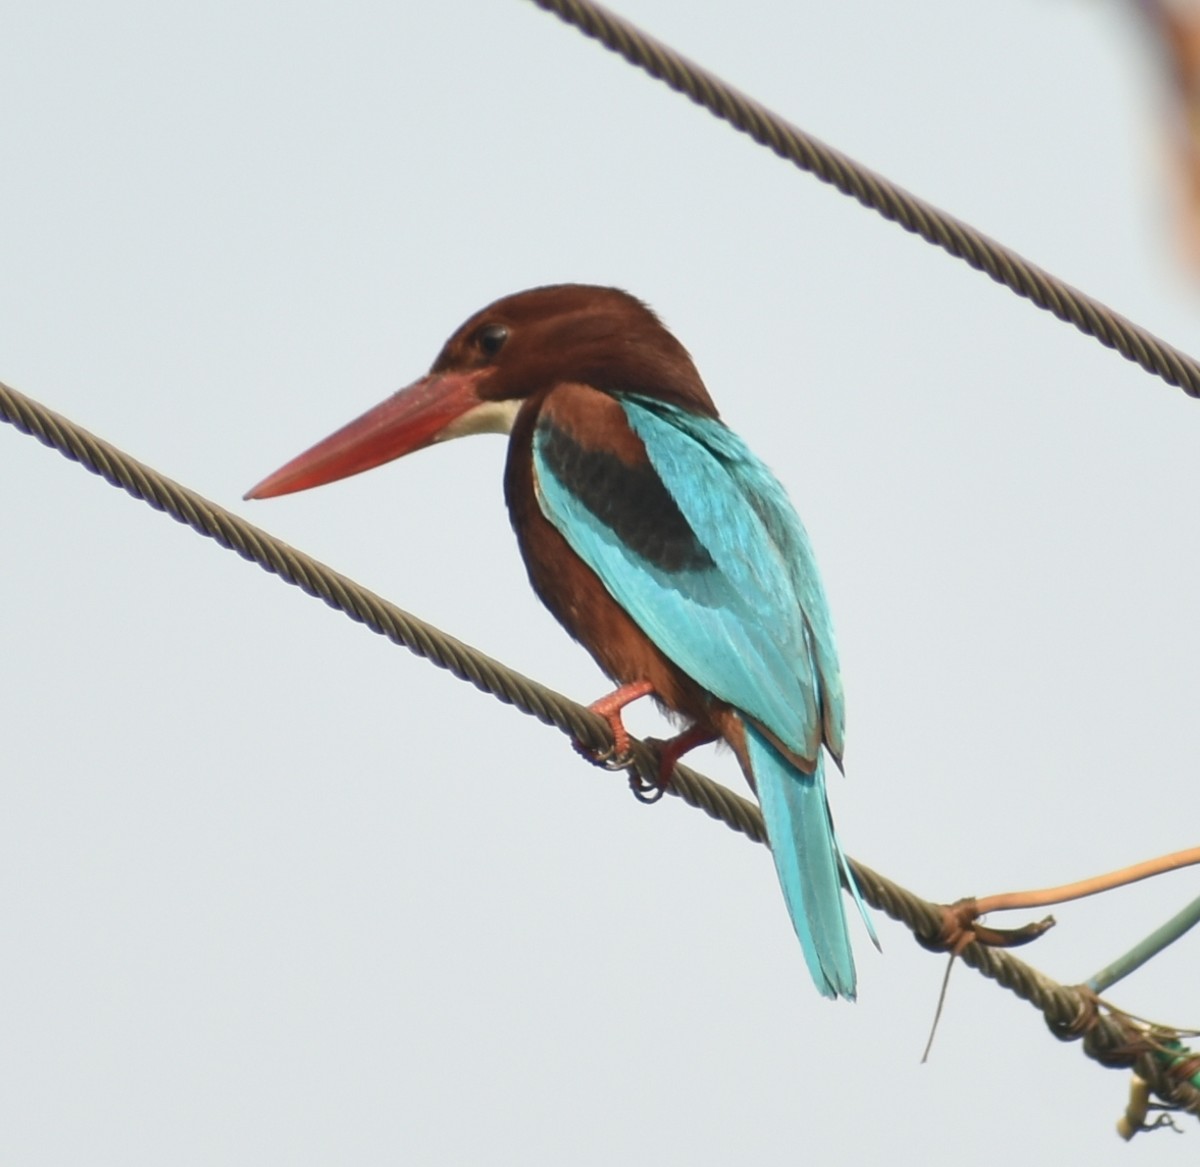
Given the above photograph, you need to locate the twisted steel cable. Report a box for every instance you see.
[0,379,750,834]
[528,0,1200,399]
[2,377,1196,1122]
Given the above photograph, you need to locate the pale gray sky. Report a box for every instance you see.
[2,1,1197,1162]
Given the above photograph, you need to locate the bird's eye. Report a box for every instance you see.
[476,324,510,357]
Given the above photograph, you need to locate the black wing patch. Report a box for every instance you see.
[535,419,715,574]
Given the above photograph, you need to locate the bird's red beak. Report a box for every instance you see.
[244,370,490,500]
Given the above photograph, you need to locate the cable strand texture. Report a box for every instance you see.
[528,0,1200,399]
[2,376,1196,1122]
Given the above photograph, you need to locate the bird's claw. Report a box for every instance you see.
[572,735,660,803]
[571,737,636,771]
[596,743,638,771]
[628,769,666,803]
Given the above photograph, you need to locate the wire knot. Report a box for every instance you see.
[917,897,1057,955]
[1083,1014,1150,1070]
[1044,986,1101,1042]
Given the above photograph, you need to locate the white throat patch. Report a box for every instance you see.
[436,397,522,442]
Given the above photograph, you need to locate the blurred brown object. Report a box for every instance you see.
[1137,0,1200,267]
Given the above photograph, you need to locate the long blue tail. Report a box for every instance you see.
[744,723,866,999]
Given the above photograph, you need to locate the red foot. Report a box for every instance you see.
[576,680,655,768]
[631,725,718,802]
[654,725,718,786]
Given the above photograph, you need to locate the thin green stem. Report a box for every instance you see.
[1088,893,1200,993]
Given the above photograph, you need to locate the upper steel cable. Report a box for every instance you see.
[527,0,1200,399]
[1,376,1196,1121]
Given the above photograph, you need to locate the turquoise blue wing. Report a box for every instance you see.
[531,395,841,762]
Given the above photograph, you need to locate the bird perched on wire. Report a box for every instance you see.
[246,284,874,998]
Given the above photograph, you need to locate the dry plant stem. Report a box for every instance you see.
[1118,1076,1153,1141]
[973,846,1200,916]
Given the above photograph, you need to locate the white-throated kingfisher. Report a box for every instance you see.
[246,285,873,998]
